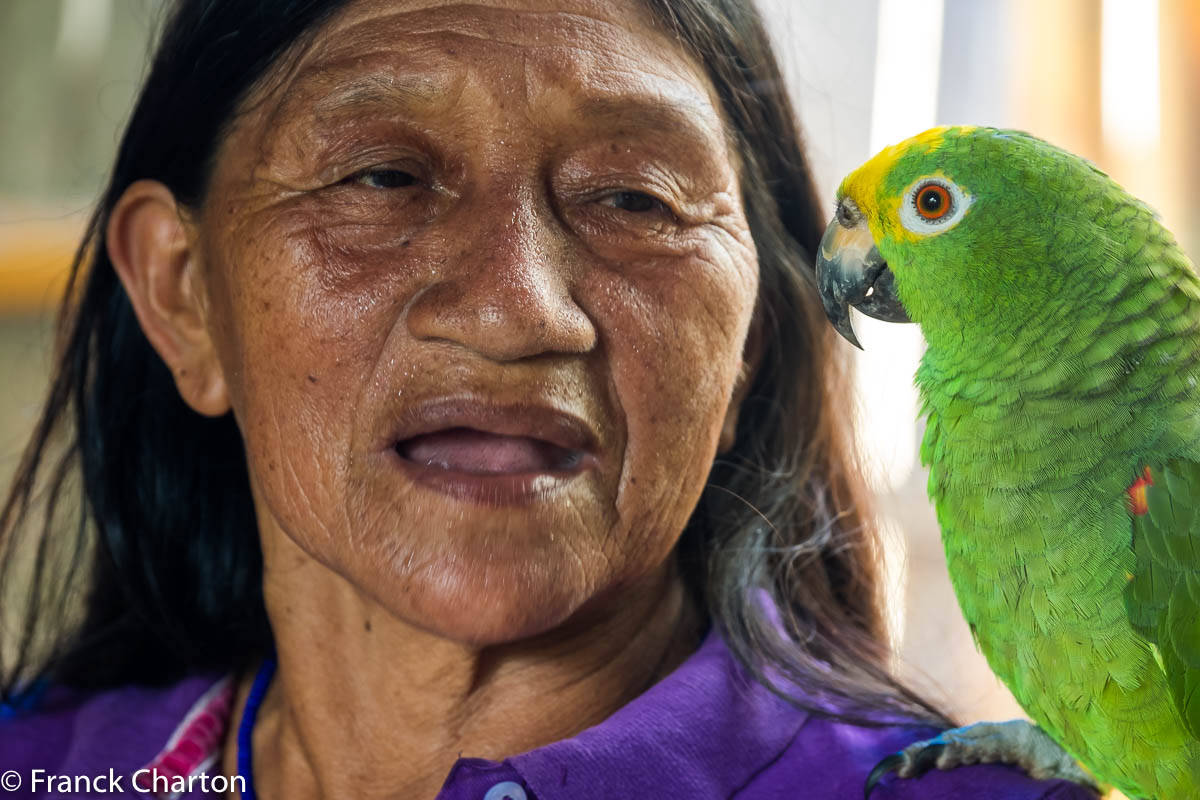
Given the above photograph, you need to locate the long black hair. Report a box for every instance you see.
[1,0,948,726]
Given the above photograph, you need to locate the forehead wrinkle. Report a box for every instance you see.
[307,1,707,99]
[223,0,740,185]
[319,2,665,56]
[282,15,698,114]
[282,34,726,155]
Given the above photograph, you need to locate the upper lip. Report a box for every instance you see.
[385,396,600,455]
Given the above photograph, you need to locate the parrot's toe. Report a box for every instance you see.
[862,720,1103,798]
[864,744,946,798]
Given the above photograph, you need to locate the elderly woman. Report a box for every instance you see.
[0,1,1091,798]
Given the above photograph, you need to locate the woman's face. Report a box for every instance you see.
[193,0,759,642]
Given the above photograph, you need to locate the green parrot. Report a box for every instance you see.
[815,126,1200,799]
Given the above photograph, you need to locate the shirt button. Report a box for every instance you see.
[482,781,528,800]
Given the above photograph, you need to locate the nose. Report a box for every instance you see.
[405,193,597,362]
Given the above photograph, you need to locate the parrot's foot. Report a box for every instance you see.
[863,720,1102,798]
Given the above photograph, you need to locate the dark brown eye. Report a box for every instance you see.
[915,183,951,220]
[355,169,417,189]
[605,191,663,213]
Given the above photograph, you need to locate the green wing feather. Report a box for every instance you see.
[1126,458,1200,737]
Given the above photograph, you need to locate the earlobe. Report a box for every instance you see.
[107,179,231,417]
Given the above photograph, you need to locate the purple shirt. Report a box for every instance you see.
[1,624,1090,799]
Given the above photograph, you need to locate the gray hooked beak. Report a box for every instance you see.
[815,198,912,349]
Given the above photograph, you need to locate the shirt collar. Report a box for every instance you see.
[92,615,806,799]
[507,622,809,799]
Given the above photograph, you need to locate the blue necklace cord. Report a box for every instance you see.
[237,655,277,800]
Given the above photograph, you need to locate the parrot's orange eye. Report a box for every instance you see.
[900,175,970,234]
[915,184,952,220]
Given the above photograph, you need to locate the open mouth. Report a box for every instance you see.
[394,427,585,475]
[382,400,598,506]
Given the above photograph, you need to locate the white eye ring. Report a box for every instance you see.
[899,176,972,235]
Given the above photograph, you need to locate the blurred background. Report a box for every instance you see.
[0,0,1197,780]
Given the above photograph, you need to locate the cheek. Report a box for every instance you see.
[583,248,757,550]
[202,221,402,550]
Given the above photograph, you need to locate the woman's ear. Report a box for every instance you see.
[718,311,764,453]
[107,179,231,417]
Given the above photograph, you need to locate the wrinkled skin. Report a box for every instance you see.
[110,0,761,795]
[195,0,759,644]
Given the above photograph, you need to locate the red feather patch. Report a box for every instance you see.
[1128,466,1154,516]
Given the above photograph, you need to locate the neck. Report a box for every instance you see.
[223,533,702,800]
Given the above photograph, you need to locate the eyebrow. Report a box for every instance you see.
[308,73,453,117]
[571,93,730,153]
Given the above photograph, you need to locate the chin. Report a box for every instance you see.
[351,527,595,646]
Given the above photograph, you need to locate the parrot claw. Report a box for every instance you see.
[863,754,900,798]
[862,720,1104,798]
[864,743,947,797]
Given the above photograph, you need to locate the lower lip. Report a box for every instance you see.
[385,448,587,507]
